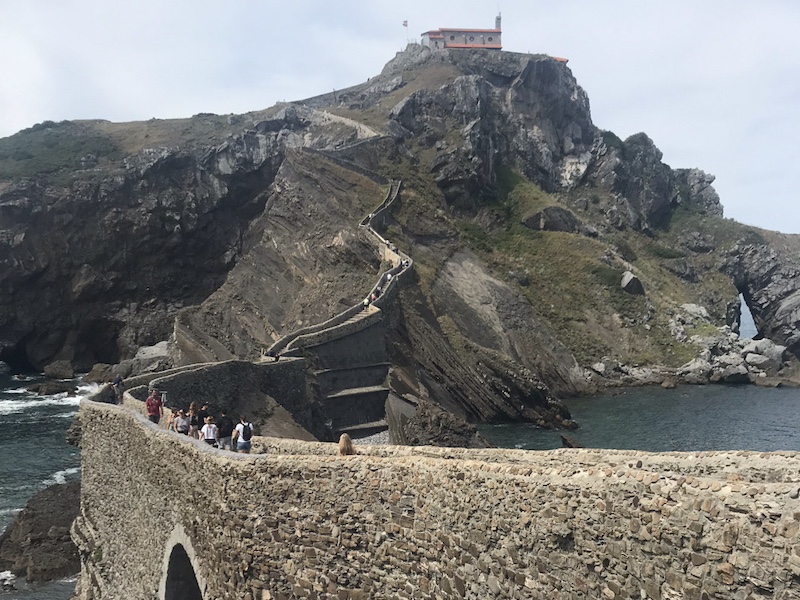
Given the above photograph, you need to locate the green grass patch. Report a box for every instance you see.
[646,243,686,259]
[0,121,122,179]
[588,264,623,288]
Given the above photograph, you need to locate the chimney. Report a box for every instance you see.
[495,13,501,30]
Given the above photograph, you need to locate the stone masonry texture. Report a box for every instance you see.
[73,399,800,599]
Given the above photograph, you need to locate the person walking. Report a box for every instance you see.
[172,409,190,435]
[232,415,253,454]
[188,402,201,439]
[112,375,124,404]
[217,408,235,451]
[145,390,164,424]
[200,416,219,447]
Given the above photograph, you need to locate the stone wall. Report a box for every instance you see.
[73,400,800,600]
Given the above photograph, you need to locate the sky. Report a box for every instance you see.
[1,1,799,233]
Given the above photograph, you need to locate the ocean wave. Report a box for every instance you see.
[52,411,80,419]
[0,508,22,517]
[4,387,31,395]
[0,396,81,415]
[0,381,98,416]
[42,467,80,486]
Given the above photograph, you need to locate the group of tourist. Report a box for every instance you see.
[104,379,358,457]
[145,391,254,454]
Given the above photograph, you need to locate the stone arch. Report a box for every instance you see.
[158,524,206,600]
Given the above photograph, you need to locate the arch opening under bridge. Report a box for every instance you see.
[159,524,206,600]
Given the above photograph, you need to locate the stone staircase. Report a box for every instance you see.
[261,151,412,440]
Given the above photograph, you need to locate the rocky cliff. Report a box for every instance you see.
[2,45,799,434]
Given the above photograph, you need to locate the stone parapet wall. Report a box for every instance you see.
[268,303,365,356]
[74,400,800,600]
[288,308,385,355]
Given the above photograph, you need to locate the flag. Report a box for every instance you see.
[402,20,408,27]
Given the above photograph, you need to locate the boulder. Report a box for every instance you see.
[680,231,716,253]
[116,341,171,376]
[522,206,581,233]
[0,481,80,582]
[711,363,751,384]
[42,360,74,379]
[620,271,645,295]
[25,381,77,396]
[744,353,775,370]
[83,363,114,383]
[663,259,698,283]
[742,339,786,365]
[678,358,712,384]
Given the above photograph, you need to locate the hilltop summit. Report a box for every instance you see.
[1,46,800,433]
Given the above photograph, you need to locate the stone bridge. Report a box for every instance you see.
[72,396,800,599]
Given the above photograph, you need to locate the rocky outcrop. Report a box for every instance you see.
[672,304,788,384]
[0,480,80,582]
[722,239,800,356]
[521,205,582,233]
[0,108,364,372]
[396,398,492,448]
[587,303,790,387]
[388,50,596,208]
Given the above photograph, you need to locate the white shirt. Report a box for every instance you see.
[201,423,218,441]
[234,422,252,442]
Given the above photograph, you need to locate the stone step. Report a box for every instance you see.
[313,363,390,395]
[337,419,389,439]
[325,385,390,400]
[313,362,390,376]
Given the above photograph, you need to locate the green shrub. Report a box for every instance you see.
[588,264,622,289]
[646,244,685,259]
[615,239,638,262]
[0,121,122,179]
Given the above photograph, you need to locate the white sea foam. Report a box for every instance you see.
[0,381,97,415]
[0,508,22,517]
[4,387,30,394]
[52,411,80,418]
[42,467,80,486]
[0,570,15,584]
[0,396,81,415]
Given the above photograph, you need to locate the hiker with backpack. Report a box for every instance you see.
[232,415,253,453]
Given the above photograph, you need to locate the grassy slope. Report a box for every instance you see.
[0,108,286,184]
[384,150,752,369]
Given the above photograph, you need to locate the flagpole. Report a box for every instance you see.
[403,19,410,45]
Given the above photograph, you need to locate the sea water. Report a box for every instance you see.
[0,364,86,599]
[480,383,800,452]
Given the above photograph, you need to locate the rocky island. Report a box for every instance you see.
[2,41,800,598]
